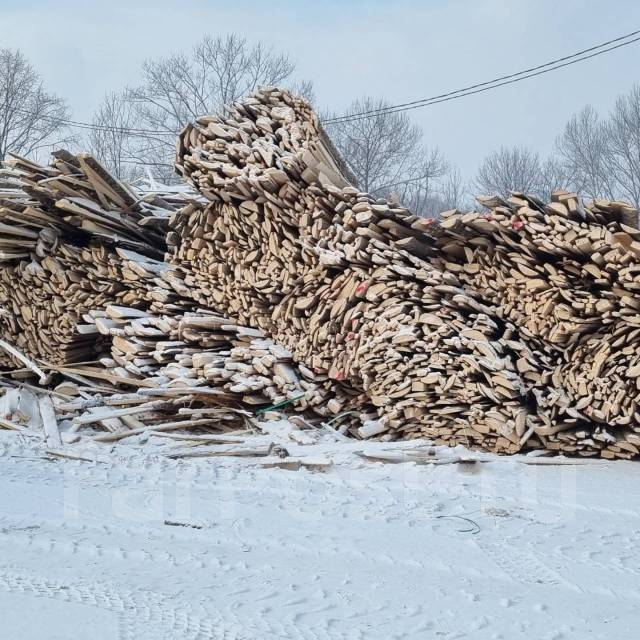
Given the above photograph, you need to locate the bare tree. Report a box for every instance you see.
[604,86,640,207]
[397,150,448,216]
[328,97,424,193]
[469,86,640,208]
[117,33,304,180]
[550,89,640,207]
[439,166,470,211]
[0,48,71,162]
[327,97,450,216]
[475,146,543,198]
[538,157,574,198]
[555,106,615,200]
[88,91,142,181]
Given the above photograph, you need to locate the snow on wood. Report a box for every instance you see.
[0,88,639,459]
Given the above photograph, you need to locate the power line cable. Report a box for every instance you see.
[3,29,639,156]
[7,106,172,136]
[324,29,640,125]
[56,117,170,136]
[99,31,640,171]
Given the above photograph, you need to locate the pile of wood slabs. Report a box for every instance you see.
[171,87,640,458]
[2,87,640,458]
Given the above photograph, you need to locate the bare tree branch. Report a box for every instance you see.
[118,34,303,181]
[475,146,543,198]
[87,91,142,181]
[604,86,640,207]
[539,156,574,198]
[327,96,452,216]
[327,97,424,192]
[439,166,470,211]
[0,48,72,162]
[555,106,615,200]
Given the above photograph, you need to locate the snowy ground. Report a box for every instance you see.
[1,424,640,640]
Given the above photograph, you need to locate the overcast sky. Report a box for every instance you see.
[1,0,639,179]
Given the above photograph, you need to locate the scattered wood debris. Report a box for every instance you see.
[164,520,204,530]
[259,456,332,471]
[356,450,481,466]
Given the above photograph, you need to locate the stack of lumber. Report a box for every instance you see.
[0,150,345,442]
[171,87,640,458]
[0,304,349,447]
[3,87,640,459]
[87,306,348,415]
[436,195,640,458]
[0,151,192,367]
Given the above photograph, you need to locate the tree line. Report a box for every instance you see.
[476,93,640,208]
[2,35,640,216]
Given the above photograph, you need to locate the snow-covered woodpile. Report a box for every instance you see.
[88,306,346,416]
[0,151,178,366]
[437,197,640,457]
[171,87,640,458]
[0,149,342,444]
[2,87,640,459]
